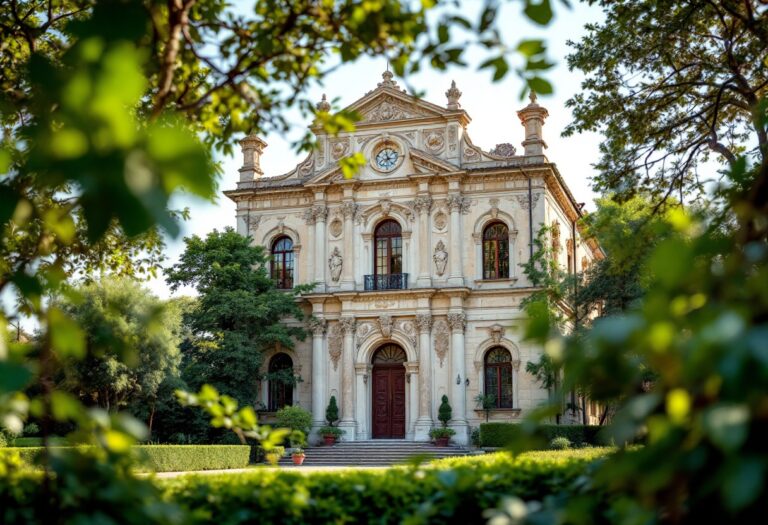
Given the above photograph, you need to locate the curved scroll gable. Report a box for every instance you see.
[357,199,415,230]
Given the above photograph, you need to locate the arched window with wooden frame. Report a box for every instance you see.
[267,353,293,411]
[374,219,403,276]
[482,222,510,279]
[270,236,294,289]
[484,347,514,408]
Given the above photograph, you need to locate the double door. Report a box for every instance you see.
[371,364,406,438]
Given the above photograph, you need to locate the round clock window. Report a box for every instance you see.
[375,147,399,171]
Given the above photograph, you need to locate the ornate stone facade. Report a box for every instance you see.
[226,71,603,444]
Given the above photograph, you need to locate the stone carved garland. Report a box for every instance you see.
[514,193,541,211]
[363,96,426,122]
[397,320,417,348]
[328,324,343,371]
[330,138,350,160]
[433,211,448,231]
[378,314,394,338]
[355,322,375,348]
[489,143,517,158]
[433,319,450,367]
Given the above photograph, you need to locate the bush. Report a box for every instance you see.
[429,428,456,439]
[470,427,481,447]
[318,426,343,438]
[275,406,312,437]
[10,437,68,447]
[22,424,39,437]
[549,436,572,450]
[479,423,608,448]
[438,395,452,427]
[325,396,339,426]
[0,433,6,448]
[0,445,250,472]
[160,450,613,524]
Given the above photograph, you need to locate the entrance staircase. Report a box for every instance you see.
[280,440,473,467]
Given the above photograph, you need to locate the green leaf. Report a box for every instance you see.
[722,458,765,511]
[0,362,32,394]
[704,404,749,452]
[524,0,553,26]
[0,184,19,226]
[527,77,553,95]
[49,307,86,359]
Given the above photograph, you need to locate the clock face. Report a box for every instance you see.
[375,147,399,171]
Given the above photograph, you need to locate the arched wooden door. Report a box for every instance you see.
[371,344,407,439]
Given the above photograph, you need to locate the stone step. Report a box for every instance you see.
[276,442,473,466]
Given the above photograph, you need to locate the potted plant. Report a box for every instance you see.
[429,427,456,447]
[318,425,344,446]
[264,445,285,466]
[319,396,343,445]
[291,447,306,465]
[431,395,454,446]
[475,393,496,422]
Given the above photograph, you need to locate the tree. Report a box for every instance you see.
[565,0,768,213]
[165,228,308,407]
[325,396,339,427]
[438,395,452,427]
[57,278,182,420]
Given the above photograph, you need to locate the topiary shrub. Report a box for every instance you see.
[549,436,572,450]
[438,395,452,428]
[325,396,339,426]
[479,423,608,448]
[275,405,312,437]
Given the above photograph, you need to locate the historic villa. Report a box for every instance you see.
[225,71,602,445]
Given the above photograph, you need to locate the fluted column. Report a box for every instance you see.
[308,318,327,438]
[414,196,432,287]
[314,205,328,289]
[447,311,468,444]
[354,364,371,439]
[341,201,357,290]
[414,314,433,441]
[338,316,357,440]
[406,362,419,439]
[303,210,316,286]
[447,194,465,286]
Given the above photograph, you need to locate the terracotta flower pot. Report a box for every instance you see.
[292,454,305,465]
[323,435,337,446]
[435,436,450,447]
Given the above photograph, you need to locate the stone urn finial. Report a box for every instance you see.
[516,89,549,156]
[316,93,331,113]
[238,134,267,182]
[445,80,462,110]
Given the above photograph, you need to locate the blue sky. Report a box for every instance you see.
[156,0,606,298]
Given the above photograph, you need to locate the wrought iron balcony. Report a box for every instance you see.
[364,273,409,291]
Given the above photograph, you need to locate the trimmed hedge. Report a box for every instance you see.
[479,423,608,448]
[163,450,612,524]
[0,445,250,472]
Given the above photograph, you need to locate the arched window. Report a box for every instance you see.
[482,222,510,279]
[271,236,294,289]
[484,347,514,408]
[374,220,402,276]
[268,353,293,411]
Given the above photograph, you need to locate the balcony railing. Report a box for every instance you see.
[364,273,409,291]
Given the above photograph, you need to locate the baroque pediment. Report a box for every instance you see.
[357,94,440,123]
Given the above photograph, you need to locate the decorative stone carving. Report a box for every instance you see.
[447,194,471,213]
[377,70,398,89]
[328,323,343,371]
[362,93,427,122]
[341,201,358,219]
[447,125,458,152]
[355,322,375,348]
[328,247,343,282]
[581,256,589,271]
[445,80,462,110]
[311,204,328,222]
[433,319,450,367]
[340,316,356,335]
[378,314,394,338]
[551,221,561,257]
[433,240,448,276]
[329,218,343,238]
[489,198,500,218]
[298,156,315,176]
[413,196,433,214]
[489,143,517,157]
[398,320,418,348]
[514,192,541,211]
[488,323,505,344]
[302,207,316,225]
[415,314,432,334]
[447,312,466,333]
[308,318,326,336]
[330,138,350,160]
[381,199,392,217]
[244,212,261,234]
[423,130,445,153]
[463,146,480,160]
[433,211,448,231]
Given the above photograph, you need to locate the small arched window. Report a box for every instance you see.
[374,220,403,276]
[268,353,293,411]
[482,222,510,279]
[484,347,514,408]
[271,236,294,289]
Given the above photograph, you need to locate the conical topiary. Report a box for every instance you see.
[325,395,339,426]
[438,395,452,428]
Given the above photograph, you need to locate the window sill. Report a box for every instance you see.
[474,408,522,417]
[474,278,518,288]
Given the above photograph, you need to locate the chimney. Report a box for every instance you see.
[239,134,267,182]
[516,91,549,156]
